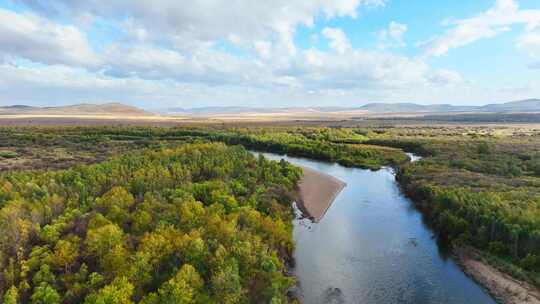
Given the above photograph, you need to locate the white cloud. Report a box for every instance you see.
[15,1,378,51]
[0,63,163,107]
[0,62,273,109]
[517,31,540,68]
[423,0,540,57]
[0,61,475,108]
[377,21,407,49]
[209,37,458,93]
[287,46,462,91]
[5,0,537,108]
[322,27,351,54]
[0,8,99,67]
[102,44,276,87]
[12,0,388,73]
[254,41,272,60]
[428,69,464,86]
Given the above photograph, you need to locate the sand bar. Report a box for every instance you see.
[455,247,540,304]
[297,166,346,222]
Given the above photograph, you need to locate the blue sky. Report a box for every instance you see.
[0,0,539,109]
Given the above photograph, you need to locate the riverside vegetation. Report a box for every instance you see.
[0,125,539,302]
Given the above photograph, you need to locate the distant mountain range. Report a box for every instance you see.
[0,103,153,116]
[1,99,539,118]
[166,106,361,115]
[478,99,540,112]
[169,99,540,115]
[357,103,477,113]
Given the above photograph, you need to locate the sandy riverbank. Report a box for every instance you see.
[455,247,540,304]
[296,166,346,222]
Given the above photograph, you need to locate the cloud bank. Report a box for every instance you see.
[0,0,538,108]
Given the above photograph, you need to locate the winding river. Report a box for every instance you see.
[257,152,496,304]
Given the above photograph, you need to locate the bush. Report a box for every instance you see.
[0,150,18,159]
[520,254,539,272]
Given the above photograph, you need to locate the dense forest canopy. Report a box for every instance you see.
[0,143,302,303]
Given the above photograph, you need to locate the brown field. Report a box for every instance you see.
[3,113,540,131]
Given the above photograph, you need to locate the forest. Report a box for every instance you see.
[0,142,302,303]
[1,124,539,302]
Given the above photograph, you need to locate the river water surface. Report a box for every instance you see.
[257,152,495,304]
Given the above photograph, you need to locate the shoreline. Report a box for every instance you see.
[454,246,540,304]
[397,171,540,304]
[296,166,346,222]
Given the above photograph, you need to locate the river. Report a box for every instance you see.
[256,152,495,304]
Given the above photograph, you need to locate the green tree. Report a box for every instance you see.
[51,238,80,272]
[95,187,134,226]
[32,265,56,287]
[31,284,60,304]
[211,261,243,303]
[84,277,133,304]
[3,286,18,304]
[157,264,204,304]
[85,224,124,260]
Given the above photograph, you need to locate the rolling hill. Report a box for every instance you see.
[478,99,540,112]
[0,103,153,116]
[357,103,476,113]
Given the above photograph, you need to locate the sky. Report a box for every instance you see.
[0,0,539,110]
